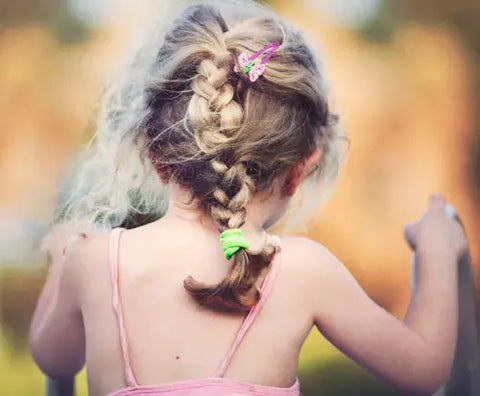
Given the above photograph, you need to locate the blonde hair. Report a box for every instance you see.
[57,0,347,308]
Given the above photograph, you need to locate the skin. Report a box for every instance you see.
[29,148,466,396]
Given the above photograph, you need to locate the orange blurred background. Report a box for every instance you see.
[0,0,479,394]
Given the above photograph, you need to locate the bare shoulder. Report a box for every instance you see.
[63,229,111,258]
[277,235,355,307]
[62,229,112,276]
[47,227,113,301]
[278,235,346,277]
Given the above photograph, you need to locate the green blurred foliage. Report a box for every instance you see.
[358,1,400,43]
[299,360,400,396]
[0,0,62,25]
[0,267,45,350]
[0,0,88,43]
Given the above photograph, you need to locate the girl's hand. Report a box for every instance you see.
[404,194,468,261]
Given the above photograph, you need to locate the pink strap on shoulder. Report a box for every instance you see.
[109,227,138,387]
[214,235,282,378]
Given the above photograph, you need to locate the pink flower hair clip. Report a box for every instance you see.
[234,41,280,82]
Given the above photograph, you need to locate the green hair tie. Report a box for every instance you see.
[220,229,249,260]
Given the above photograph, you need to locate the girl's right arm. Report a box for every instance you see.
[303,194,467,395]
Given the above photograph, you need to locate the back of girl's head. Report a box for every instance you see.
[58,0,346,309]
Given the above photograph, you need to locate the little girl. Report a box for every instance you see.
[29,1,467,395]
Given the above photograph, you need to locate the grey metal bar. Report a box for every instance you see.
[46,376,74,396]
[412,204,480,395]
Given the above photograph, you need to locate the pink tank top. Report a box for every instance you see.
[106,227,300,396]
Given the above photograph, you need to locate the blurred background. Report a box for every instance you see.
[1,0,479,394]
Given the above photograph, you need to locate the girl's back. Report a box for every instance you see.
[75,215,316,395]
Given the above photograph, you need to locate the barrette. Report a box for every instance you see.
[234,41,279,82]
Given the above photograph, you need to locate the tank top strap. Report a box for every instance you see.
[108,227,138,387]
[214,235,282,378]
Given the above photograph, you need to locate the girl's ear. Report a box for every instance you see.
[147,152,170,184]
[283,147,322,196]
[300,147,322,179]
[157,166,170,184]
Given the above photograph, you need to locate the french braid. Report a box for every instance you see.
[183,34,277,308]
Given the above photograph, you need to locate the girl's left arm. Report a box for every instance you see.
[29,226,86,378]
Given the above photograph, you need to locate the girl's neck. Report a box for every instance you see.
[162,183,273,236]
